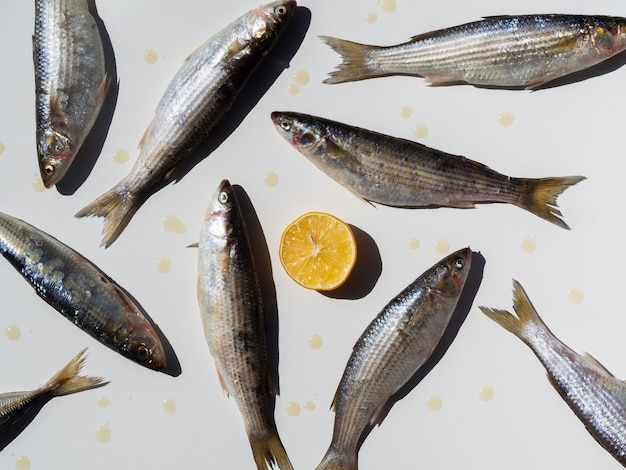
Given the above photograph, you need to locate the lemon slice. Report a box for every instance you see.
[279,212,357,291]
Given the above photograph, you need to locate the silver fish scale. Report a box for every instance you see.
[33,0,106,139]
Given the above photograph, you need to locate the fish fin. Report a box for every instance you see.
[186,242,199,248]
[422,74,466,86]
[44,348,108,397]
[250,433,294,470]
[75,185,139,248]
[369,399,389,426]
[320,35,379,84]
[514,175,585,229]
[215,367,231,398]
[582,352,615,377]
[138,119,154,150]
[479,280,548,344]
[49,84,67,126]
[96,74,111,105]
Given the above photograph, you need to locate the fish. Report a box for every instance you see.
[316,248,472,470]
[271,111,585,229]
[321,14,626,88]
[0,211,167,371]
[33,0,110,188]
[75,1,296,247]
[197,180,293,470]
[479,281,626,467]
[0,348,107,434]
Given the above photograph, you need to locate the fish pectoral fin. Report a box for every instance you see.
[215,367,231,398]
[582,352,615,377]
[96,74,111,105]
[49,83,68,126]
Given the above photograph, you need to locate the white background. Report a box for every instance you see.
[0,0,624,468]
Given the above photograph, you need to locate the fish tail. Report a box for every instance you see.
[75,185,138,247]
[479,280,549,345]
[44,348,108,397]
[320,36,379,84]
[516,175,585,229]
[315,448,357,470]
[250,433,294,470]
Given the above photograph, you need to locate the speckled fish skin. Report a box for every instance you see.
[271,111,585,229]
[197,180,293,470]
[321,14,626,88]
[316,248,472,470]
[33,0,109,188]
[0,349,107,432]
[75,0,296,248]
[0,212,167,371]
[480,281,626,467]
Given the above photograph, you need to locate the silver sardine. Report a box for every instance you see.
[33,0,109,187]
[316,248,472,470]
[480,281,626,467]
[321,14,626,88]
[271,111,585,229]
[0,349,107,433]
[0,211,167,371]
[76,1,296,247]
[197,180,293,470]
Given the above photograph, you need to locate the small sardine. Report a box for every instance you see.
[316,248,472,470]
[271,111,585,229]
[197,180,292,470]
[480,281,626,466]
[0,211,167,371]
[0,348,107,433]
[321,14,626,88]
[76,1,296,247]
[33,0,110,187]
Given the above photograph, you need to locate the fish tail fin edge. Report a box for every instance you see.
[45,348,108,397]
[518,175,586,229]
[75,185,138,248]
[479,280,546,344]
[320,36,377,84]
[250,433,294,470]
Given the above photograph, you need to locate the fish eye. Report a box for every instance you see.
[44,164,55,175]
[454,258,465,269]
[275,5,287,16]
[218,191,229,204]
[135,343,151,362]
[280,120,291,131]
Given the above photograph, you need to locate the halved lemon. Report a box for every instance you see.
[279,212,357,291]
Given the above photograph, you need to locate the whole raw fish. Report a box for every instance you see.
[33,0,110,187]
[0,349,107,433]
[480,281,626,466]
[321,14,626,88]
[0,211,167,371]
[76,1,296,247]
[271,111,585,229]
[197,180,292,470]
[317,248,472,470]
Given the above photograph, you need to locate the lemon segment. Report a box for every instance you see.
[279,212,357,291]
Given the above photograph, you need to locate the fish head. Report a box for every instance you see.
[271,111,327,154]
[37,128,75,188]
[245,0,296,43]
[431,247,472,298]
[204,180,238,240]
[115,314,168,371]
[587,18,626,54]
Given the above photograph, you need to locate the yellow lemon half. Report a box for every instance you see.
[279,212,357,291]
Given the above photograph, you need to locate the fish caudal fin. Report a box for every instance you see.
[250,433,294,470]
[479,280,549,346]
[516,175,585,229]
[320,36,379,84]
[44,348,108,398]
[75,185,138,248]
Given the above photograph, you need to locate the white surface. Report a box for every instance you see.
[0,0,623,468]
